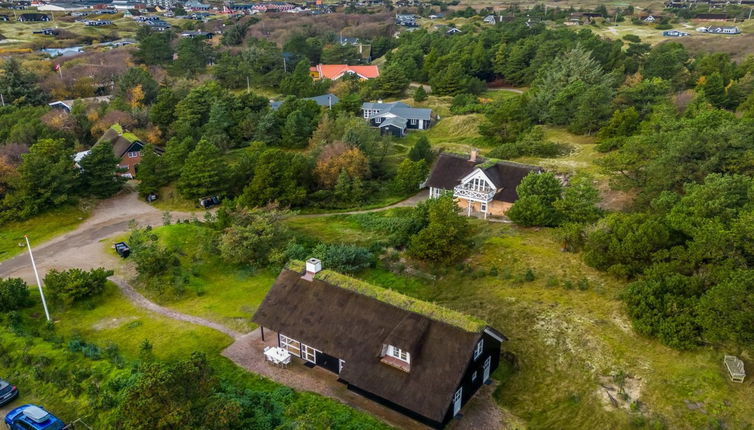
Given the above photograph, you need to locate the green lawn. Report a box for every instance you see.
[279,212,754,429]
[48,282,233,360]
[513,126,603,176]
[114,223,278,333]
[285,214,382,245]
[0,205,89,262]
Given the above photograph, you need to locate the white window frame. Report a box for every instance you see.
[301,344,317,363]
[386,345,410,363]
[127,151,140,158]
[375,117,382,123]
[473,339,484,360]
[279,334,301,357]
[480,201,487,213]
[472,371,478,382]
[410,118,417,125]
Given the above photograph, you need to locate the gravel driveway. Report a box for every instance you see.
[0,190,202,283]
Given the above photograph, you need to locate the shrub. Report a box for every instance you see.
[0,278,31,311]
[312,243,374,273]
[44,268,113,306]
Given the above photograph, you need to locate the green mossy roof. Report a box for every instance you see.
[285,260,487,332]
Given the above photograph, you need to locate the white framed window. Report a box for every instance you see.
[386,345,410,363]
[472,371,478,382]
[279,334,301,357]
[375,117,382,123]
[480,202,487,213]
[410,118,417,125]
[127,151,140,158]
[474,339,484,360]
[301,344,317,362]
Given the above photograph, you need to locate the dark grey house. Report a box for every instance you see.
[361,101,433,137]
[253,259,505,428]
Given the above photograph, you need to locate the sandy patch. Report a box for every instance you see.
[91,316,138,331]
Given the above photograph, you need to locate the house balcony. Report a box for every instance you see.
[453,185,495,202]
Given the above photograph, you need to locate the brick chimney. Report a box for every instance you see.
[469,149,478,162]
[303,258,322,281]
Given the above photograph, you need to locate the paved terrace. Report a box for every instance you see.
[222,328,506,430]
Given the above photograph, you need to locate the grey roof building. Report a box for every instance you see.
[361,101,433,137]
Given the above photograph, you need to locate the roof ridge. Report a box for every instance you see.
[285,261,487,332]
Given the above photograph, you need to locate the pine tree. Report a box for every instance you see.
[0,58,46,106]
[280,60,316,97]
[430,62,467,96]
[79,142,124,198]
[149,88,178,133]
[408,195,472,264]
[177,139,227,200]
[407,135,433,163]
[374,64,409,97]
[11,139,78,218]
[281,110,312,148]
[136,144,166,197]
[413,86,427,102]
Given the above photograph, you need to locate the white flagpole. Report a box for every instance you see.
[24,235,51,322]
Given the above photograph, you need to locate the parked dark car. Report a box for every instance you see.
[0,379,18,406]
[114,242,130,258]
[4,405,64,430]
[198,196,220,209]
[145,192,158,203]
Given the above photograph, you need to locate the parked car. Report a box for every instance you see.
[198,196,220,209]
[145,192,158,203]
[114,242,130,258]
[0,379,18,406]
[4,405,65,430]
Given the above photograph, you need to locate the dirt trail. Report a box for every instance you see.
[108,276,242,339]
[297,190,428,218]
[0,190,202,283]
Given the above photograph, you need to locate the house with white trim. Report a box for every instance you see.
[361,101,432,137]
[425,151,542,218]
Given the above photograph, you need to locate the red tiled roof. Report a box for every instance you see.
[310,64,380,79]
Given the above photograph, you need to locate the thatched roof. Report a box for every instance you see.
[253,264,495,423]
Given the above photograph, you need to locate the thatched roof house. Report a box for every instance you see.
[253,259,505,428]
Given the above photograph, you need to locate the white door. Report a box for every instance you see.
[483,356,491,382]
[301,344,317,363]
[452,388,462,416]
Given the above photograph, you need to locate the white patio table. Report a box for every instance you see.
[264,347,291,367]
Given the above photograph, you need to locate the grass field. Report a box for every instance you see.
[286,212,754,429]
[113,223,278,333]
[0,204,90,262]
[49,281,234,360]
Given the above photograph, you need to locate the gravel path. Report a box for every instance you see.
[0,190,202,283]
[108,276,242,339]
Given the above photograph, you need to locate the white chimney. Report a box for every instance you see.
[470,149,478,162]
[303,258,322,281]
